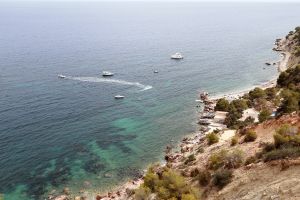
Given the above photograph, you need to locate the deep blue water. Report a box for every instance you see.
[1,1,300,199]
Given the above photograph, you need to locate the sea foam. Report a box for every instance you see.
[65,76,153,91]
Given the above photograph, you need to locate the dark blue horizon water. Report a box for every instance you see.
[1,1,300,199]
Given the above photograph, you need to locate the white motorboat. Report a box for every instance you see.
[58,74,66,79]
[114,95,125,99]
[102,71,114,77]
[154,70,159,73]
[171,52,184,59]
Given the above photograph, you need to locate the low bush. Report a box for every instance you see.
[244,130,257,142]
[263,146,300,162]
[238,116,255,129]
[273,124,300,148]
[209,149,244,170]
[262,142,276,152]
[197,147,204,154]
[231,136,238,146]
[273,133,289,148]
[190,168,199,177]
[206,132,219,145]
[135,185,151,200]
[215,98,230,112]
[184,154,196,165]
[140,168,200,200]
[224,149,244,169]
[182,194,198,200]
[212,169,233,189]
[249,87,266,100]
[208,150,228,170]
[198,170,211,186]
[244,156,257,165]
[258,109,271,122]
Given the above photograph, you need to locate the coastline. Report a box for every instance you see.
[51,36,292,200]
[210,39,291,102]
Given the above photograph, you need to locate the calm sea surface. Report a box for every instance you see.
[1,2,300,199]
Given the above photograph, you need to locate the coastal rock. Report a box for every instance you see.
[96,194,106,200]
[84,181,91,187]
[63,187,70,195]
[104,173,113,178]
[125,188,135,196]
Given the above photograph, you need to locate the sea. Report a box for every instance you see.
[1,1,300,199]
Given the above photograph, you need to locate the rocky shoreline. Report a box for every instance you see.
[50,34,293,200]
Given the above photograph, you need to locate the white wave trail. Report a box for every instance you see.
[65,76,153,91]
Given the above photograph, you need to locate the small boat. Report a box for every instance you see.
[114,95,125,99]
[154,70,159,73]
[102,71,114,77]
[171,52,184,59]
[58,74,66,79]
[265,62,271,66]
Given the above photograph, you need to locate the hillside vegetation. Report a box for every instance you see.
[130,27,300,200]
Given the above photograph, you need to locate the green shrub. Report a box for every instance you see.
[262,142,276,152]
[265,87,278,100]
[141,168,200,200]
[198,170,211,186]
[190,168,199,177]
[249,87,266,100]
[224,149,244,169]
[209,150,228,170]
[184,154,196,165]
[224,104,244,128]
[143,168,159,191]
[209,149,243,170]
[231,136,238,146]
[273,133,289,148]
[244,130,257,142]
[277,65,300,88]
[206,132,219,145]
[258,109,271,122]
[244,156,256,165]
[273,124,300,147]
[213,129,221,134]
[231,99,248,112]
[215,98,230,112]
[135,185,151,200]
[294,46,300,56]
[212,169,233,189]
[278,96,299,114]
[263,146,300,162]
[240,116,255,128]
[197,147,204,154]
[182,194,198,200]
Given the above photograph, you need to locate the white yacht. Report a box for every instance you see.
[114,95,125,99]
[171,52,184,59]
[154,70,159,73]
[102,71,114,77]
[58,74,66,79]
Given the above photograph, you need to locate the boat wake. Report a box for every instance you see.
[64,76,153,91]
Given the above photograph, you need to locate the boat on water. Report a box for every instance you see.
[102,71,114,77]
[154,70,159,73]
[58,74,66,79]
[171,52,184,59]
[114,95,125,99]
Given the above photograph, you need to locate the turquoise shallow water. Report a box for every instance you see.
[1,2,300,199]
